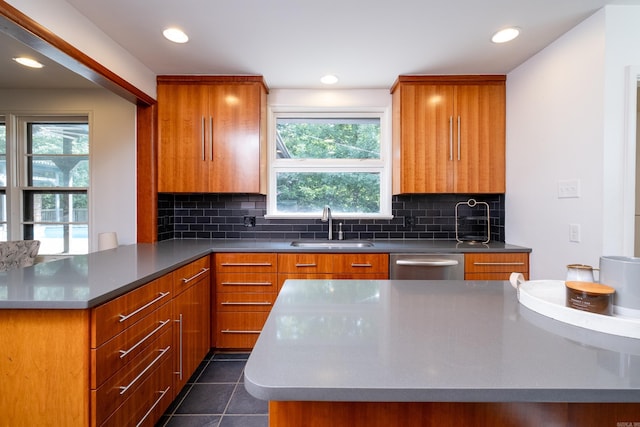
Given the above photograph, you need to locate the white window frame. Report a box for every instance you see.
[266,106,392,219]
[3,113,90,254]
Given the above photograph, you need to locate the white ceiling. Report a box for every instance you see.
[3,0,640,91]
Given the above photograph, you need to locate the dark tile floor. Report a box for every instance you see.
[156,352,268,427]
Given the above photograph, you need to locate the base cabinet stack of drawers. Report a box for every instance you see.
[89,255,211,426]
[464,252,529,280]
[214,253,278,349]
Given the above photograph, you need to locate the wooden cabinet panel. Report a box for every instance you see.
[332,253,389,274]
[173,255,210,296]
[91,274,173,348]
[215,253,277,272]
[464,252,529,280]
[91,328,173,426]
[215,272,277,293]
[277,273,332,291]
[91,301,172,388]
[391,75,505,194]
[277,253,333,273]
[216,311,270,349]
[216,292,277,312]
[157,76,268,193]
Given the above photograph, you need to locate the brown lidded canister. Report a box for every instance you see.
[565,281,615,315]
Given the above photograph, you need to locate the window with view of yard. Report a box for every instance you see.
[268,112,391,218]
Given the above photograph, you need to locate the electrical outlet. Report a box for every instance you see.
[404,216,414,228]
[243,216,256,227]
[558,179,581,198]
[569,223,581,242]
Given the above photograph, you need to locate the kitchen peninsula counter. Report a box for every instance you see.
[0,239,529,309]
[244,279,640,426]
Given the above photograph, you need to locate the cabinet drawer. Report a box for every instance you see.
[91,274,173,347]
[174,256,211,295]
[278,253,332,273]
[215,272,277,292]
[465,253,529,274]
[333,253,389,274]
[216,312,269,349]
[100,352,174,427]
[217,292,276,312]
[92,301,172,388]
[215,253,277,272]
[278,273,332,291]
[465,272,529,281]
[92,328,173,426]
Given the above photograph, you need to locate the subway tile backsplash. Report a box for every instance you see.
[158,193,505,242]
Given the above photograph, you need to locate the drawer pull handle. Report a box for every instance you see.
[119,319,171,359]
[135,385,171,427]
[221,329,261,334]
[351,263,373,268]
[119,292,170,323]
[221,262,272,267]
[181,267,209,284]
[119,346,171,395]
[473,262,525,266]
[295,263,317,267]
[221,282,272,286]
[221,301,272,306]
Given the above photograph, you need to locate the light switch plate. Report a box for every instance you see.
[569,223,581,242]
[558,179,581,198]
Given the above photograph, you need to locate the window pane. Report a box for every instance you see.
[276,118,380,159]
[276,172,380,214]
[27,224,88,255]
[30,123,89,154]
[0,122,5,187]
[29,156,89,187]
[24,192,88,222]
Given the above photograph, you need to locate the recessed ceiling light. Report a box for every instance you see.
[163,27,189,43]
[13,57,44,68]
[491,27,520,44]
[320,74,339,85]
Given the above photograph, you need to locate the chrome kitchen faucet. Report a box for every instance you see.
[321,205,333,240]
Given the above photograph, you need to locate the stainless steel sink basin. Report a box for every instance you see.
[290,240,374,248]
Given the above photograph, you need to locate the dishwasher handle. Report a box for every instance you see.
[395,259,459,267]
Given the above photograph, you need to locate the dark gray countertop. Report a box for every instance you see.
[244,279,640,403]
[0,238,530,309]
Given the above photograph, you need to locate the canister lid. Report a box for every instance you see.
[565,281,615,295]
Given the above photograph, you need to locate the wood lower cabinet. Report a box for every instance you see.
[172,257,211,393]
[214,253,277,349]
[391,75,505,194]
[0,256,211,427]
[464,252,529,280]
[157,75,268,194]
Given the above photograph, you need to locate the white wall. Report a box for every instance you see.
[506,5,640,279]
[0,88,137,251]
[6,0,157,99]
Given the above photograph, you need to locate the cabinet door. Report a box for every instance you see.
[157,83,209,192]
[173,278,210,392]
[395,84,455,193]
[208,83,264,193]
[454,84,505,193]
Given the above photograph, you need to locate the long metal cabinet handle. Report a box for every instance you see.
[351,263,373,268]
[209,116,214,161]
[221,329,261,334]
[136,386,171,427]
[201,117,206,161]
[220,262,272,267]
[473,262,525,266]
[118,292,170,323]
[449,116,453,161]
[221,301,272,306]
[221,281,273,286]
[119,319,171,359]
[174,313,183,380]
[395,259,459,267]
[181,267,209,284]
[119,346,171,395]
[457,115,461,161]
[295,263,317,267]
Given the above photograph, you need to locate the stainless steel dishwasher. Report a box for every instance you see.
[390,253,465,280]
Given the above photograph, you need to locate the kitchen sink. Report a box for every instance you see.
[290,240,374,248]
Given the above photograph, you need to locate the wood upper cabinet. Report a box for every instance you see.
[157,75,268,193]
[391,75,506,194]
